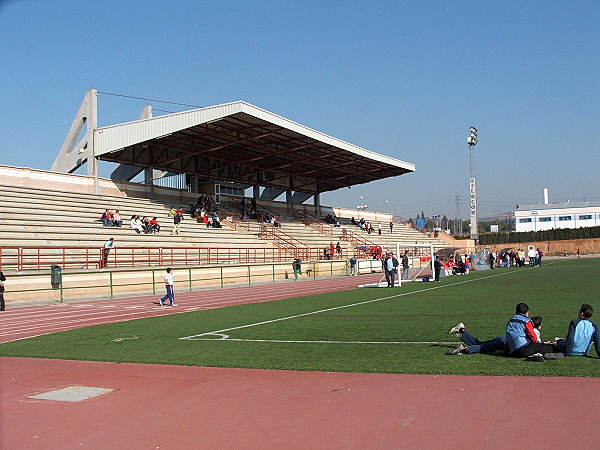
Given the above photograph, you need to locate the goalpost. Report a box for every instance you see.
[359,243,435,288]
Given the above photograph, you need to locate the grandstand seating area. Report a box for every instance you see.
[0,183,448,272]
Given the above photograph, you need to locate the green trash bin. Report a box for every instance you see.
[51,264,62,286]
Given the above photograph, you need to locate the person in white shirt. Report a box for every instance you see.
[159,268,177,307]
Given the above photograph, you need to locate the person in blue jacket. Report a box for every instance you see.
[505,303,558,358]
[556,304,600,358]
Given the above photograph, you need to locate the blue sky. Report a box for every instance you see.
[1,0,599,218]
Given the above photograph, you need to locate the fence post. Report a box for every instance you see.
[152,269,156,295]
[109,271,114,299]
[188,267,192,292]
[220,266,224,288]
[247,265,251,286]
[272,263,275,283]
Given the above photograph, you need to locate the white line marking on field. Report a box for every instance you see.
[180,267,538,341]
[185,338,458,344]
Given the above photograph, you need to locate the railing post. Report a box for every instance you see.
[188,267,192,291]
[220,266,224,288]
[272,263,275,282]
[109,271,114,299]
[152,269,156,295]
[247,265,251,286]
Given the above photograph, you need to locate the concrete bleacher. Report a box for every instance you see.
[220,195,449,255]
[0,184,276,251]
[0,182,449,273]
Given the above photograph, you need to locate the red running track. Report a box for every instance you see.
[2,273,600,448]
[0,273,383,343]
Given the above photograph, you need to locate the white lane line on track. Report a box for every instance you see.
[180,267,546,341]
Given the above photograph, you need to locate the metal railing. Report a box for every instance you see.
[0,245,344,272]
[5,259,357,304]
[295,211,333,235]
[340,227,377,248]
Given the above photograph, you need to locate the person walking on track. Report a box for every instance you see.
[159,268,177,306]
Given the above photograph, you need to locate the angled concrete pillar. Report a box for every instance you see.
[51,89,97,177]
[253,185,260,199]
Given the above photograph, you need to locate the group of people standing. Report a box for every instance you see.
[489,247,543,269]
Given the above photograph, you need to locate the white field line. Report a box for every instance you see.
[180,266,544,341]
[187,338,459,345]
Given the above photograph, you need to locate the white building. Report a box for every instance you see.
[514,202,600,232]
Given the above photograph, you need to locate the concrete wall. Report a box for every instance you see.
[487,238,600,256]
[2,259,371,306]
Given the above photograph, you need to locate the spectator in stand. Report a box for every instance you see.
[130,215,144,234]
[148,217,160,234]
[336,242,342,258]
[171,211,183,235]
[112,210,123,227]
[330,242,335,258]
[101,209,113,226]
[202,213,210,228]
[378,223,382,235]
[100,237,114,269]
[141,217,151,233]
[251,197,257,214]
[351,217,357,226]
[212,211,221,228]
[389,222,394,233]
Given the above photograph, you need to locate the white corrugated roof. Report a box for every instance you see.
[94,101,414,172]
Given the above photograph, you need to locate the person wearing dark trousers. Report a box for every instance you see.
[159,268,177,307]
[506,303,561,358]
[433,256,442,282]
[383,252,399,287]
[101,238,114,269]
[0,271,6,311]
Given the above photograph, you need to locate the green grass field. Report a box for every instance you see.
[2,258,599,377]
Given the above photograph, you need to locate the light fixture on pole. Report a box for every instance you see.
[467,126,479,241]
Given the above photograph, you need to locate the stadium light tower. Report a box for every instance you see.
[467,126,479,241]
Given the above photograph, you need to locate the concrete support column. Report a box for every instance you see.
[314,192,321,217]
[253,185,260,199]
[286,189,293,213]
[145,167,154,199]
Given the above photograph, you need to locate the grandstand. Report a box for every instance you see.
[0,92,459,305]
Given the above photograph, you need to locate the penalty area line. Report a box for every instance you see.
[179,267,535,341]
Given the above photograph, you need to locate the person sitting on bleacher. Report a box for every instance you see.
[148,217,160,234]
[130,215,144,234]
[112,210,123,227]
[101,209,114,226]
[141,217,151,233]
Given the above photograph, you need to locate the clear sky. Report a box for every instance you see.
[1,0,599,219]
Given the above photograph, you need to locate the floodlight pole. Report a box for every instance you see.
[467,127,479,242]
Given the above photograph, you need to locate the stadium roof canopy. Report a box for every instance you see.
[94,101,415,194]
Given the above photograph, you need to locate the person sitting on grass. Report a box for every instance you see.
[505,303,562,359]
[447,315,545,356]
[555,304,600,358]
